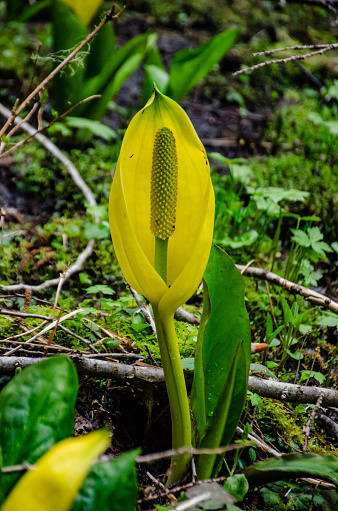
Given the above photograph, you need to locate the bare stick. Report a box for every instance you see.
[253,44,336,56]
[303,391,324,451]
[233,44,338,76]
[0,2,127,140]
[137,442,253,463]
[236,265,338,313]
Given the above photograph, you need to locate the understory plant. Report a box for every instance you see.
[109,86,251,484]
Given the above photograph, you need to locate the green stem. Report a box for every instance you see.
[153,235,191,484]
[154,237,168,282]
[152,306,192,485]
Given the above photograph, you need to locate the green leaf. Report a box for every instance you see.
[220,230,258,249]
[85,23,116,80]
[141,33,167,101]
[85,285,115,295]
[72,450,139,511]
[244,453,338,487]
[65,117,117,141]
[317,312,338,328]
[291,308,315,330]
[224,474,249,502]
[250,364,277,379]
[84,222,111,240]
[291,229,310,248]
[261,488,281,506]
[280,296,292,323]
[307,227,333,258]
[144,65,169,95]
[191,245,251,479]
[80,34,149,120]
[167,29,239,102]
[51,1,88,111]
[0,357,78,502]
[181,358,195,371]
[253,187,309,204]
[300,370,325,384]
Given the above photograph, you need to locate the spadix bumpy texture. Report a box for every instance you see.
[109,88,215,316]
[151,127,178,240]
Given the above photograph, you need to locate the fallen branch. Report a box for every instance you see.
[0,356,337,407]
[236,265,338,313]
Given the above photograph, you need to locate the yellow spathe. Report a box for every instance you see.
[2,429,109,511]
[62,0,103,25]
[109,88,214,316]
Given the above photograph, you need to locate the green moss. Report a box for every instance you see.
[0,315,20,339]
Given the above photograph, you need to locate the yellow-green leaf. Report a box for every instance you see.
[2,429,109,511]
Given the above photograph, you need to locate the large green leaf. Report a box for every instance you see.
[191,245,251,479]
[72,450,139,511]
[84,22,116,80]
[51,0,88,112]
[0,357,78,502]
[141,33,168,103]
[166,29,239,103]
[78,34,150,119]
[244,453,338,487]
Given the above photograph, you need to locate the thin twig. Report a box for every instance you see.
[303,391,324,451]
[233,44,338,76]
[136,442,253,463]
[252,44,336,56]
[145,470,177,502]
[1,463,37,473]
[0,103,97,210]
